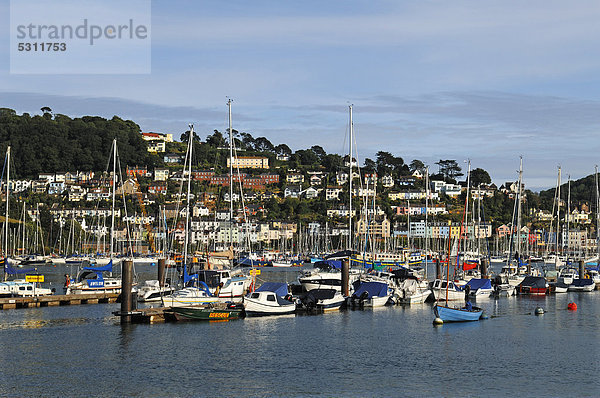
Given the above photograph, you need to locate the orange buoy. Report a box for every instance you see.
[568,302,577,311]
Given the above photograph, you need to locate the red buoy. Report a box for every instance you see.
[568,302,577,311]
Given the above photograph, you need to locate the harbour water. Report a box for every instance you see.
[1,265,600,397]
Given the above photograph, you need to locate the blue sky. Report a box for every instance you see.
[2,0,600,189]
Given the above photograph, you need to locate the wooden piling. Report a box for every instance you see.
[121,260,134,324]
[579,260,585,280]
[342,259,350,297]
[436,257,442,280]
[158,258,166,287]
[481,258,489,279]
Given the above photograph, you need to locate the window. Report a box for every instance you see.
[266,294,276,302]
[251,293,259,299]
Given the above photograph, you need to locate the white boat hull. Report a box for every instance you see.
[243,297,295,315]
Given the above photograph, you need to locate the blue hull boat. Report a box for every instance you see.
[434,304,483,322]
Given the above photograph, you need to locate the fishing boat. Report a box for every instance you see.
[433,302,483,323]
[171,304,244,321]
[348,281,391,308]
[297,288,345,312]
[431,279,465,301]
[243,282,295,316]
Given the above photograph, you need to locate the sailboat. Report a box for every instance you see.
[161,124,219,308]
[65,139,123,295]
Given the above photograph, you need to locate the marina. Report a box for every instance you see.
[0,264,599,397]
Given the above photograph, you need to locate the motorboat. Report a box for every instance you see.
[568,279,595,292]
[433,302,483,323]
[348,281,391,308]
[465,278,493,298]
[548,281,568,293]
[64,261,122,295]
[0,280,53,297]
[195,269,251,302]
[137,279,176,302]
[297,289,345,312]
[558,268,579,285]
[171,304,244,321]
[161,286,219,307]
[431,279,465,301]
[517,276,548,295]
[298,260,360,292]
[493,283,516,297]
[393,278,431,304]
[243,282,295,316]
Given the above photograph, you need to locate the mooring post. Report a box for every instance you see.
[342,258,350,297]
[158,258,166,287]
[481,257,489,279]
[121,260,133,324]
[527,258,531,275]
[436,257,442,280]
[579,260,585,280]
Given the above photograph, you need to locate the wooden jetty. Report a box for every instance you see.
[0,293,119,310]
[113,307,173,324]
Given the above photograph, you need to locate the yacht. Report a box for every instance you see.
[243,282,295,316]
[431,279,465,301]
[64,261,122,295]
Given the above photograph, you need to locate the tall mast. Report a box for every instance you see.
[515,157,523,259]
[110,139,116,260]
[4,146,10,259]
[183,124,194,270]
[595,165,600,261]
[556,166,562,265]
[425,166,429,279]
[463,160,471,268]
[348,104,353,251]
[567,175,571,256]
[228,99,234,253]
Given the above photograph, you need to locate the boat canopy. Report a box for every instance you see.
[4,263,35,275]
[571,279,594,287]
[83,261,113,273]
[314,260,341,270]
[518,276,546,288]
[466,278,492,290]
[301,289,337,301]
[256,282,289,297]
[352,281,388,298]
[391,268,418,281]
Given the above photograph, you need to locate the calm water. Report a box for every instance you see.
[1,265,599,397]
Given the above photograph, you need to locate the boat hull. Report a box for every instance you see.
[434,305,483,322]
[243,297,296,316]
[172,306,243,321]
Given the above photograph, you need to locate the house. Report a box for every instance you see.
[164,153,183,163]
[364,173,377,185]
[68,186,87,202]
[147,141,166,153]
[286,173,304,183]
[86,188,110,201]
[326,186,343,201]
[497,224,511,238]
[327,206,356,217]
[441,184,461,197]
[309,175,322,186]
[38,173,55,183]
[412,169,424,179]
[227,156,269,169]
[303,187,320,199]
[381,175,394,188]
[48,181,66,195]
[9,180,31,193]
[397,176,416,186]
[154,168,170,182]
[126,166,148,178]
[284,184,302,198]
[142,132,171,153]
[31,179,49,193]
[276,154,290,161]
[355,216,391,238]
[148,182,167,195]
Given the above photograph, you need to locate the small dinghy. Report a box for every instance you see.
[433,302,483,323]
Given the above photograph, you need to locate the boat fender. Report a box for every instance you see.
[433,317,443,325]
[567,302,577,311]
[284,294,294,302]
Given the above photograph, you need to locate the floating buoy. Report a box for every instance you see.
[568,302,577,311]
[433,317,444,325]
[534,307,544,315]
[480,312,489,320]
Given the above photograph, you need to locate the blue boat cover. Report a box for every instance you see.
[4,263,35,275]
[571,279,594,287]
[314,260,341,270]
[83,260,113,272]
[352,281,388,298]
[466,278,492,290]
[256,282,289,297]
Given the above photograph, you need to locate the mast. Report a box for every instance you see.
[228,99,234,255]
[183,124,194,272]
[348,104,353,251]
[425,166,429,279]
[462,160,471,271]
[567,175,571,257]
[515,157,523,260]
[110,139,116,260]
[595,165,600,261]
[555,166,562,267]
[4,146,10,259]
